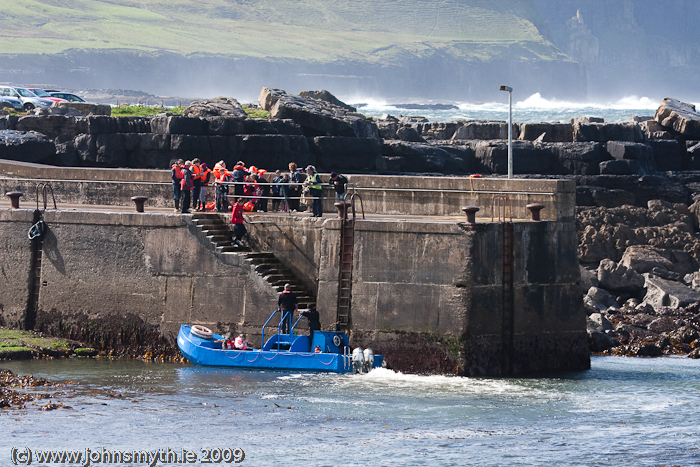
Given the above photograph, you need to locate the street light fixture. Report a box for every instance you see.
[500,85,513,179]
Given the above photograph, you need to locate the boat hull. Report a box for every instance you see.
[177,325,381,374]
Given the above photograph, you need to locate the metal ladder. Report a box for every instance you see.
[337,194,364,331]
[25,184,56,330]
[493,194,514,375]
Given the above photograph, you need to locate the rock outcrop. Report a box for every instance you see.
[182,97,247,119]
[655,98,700,139]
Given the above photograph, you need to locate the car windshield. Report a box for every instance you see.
[29,89,50,97]
[16,88,38,98]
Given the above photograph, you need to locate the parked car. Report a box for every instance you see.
[0,95,24,111]
[27,88,67,102]
[0,86,54,111]
[48,92,86,103]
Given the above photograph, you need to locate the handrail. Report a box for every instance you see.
[1,176,555,196]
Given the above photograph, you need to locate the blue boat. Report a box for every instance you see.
[177,311,384,374]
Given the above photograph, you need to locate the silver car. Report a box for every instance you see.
[0,86,54,111]
[0,95,23,111]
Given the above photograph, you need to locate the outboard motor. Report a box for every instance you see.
[351,347,365,373]
[363,348,375,373]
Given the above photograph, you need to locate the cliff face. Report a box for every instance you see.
[532,0,700,100]
[0,48,585,102]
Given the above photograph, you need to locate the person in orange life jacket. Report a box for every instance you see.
[191,158,202,211]
[234,334,248,350]
[171,159,185,211]
[180,161,194,213]
[300,305,321,343]
[277,283,298,334]
[232,161,248,197]
[215,332,234,350]
[213,161,231,213]
[197,162,211,211]
[230,197,247,246]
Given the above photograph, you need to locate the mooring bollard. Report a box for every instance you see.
[461,206,480,224]
[131,196,149,213]
[526,203,545,221]
[6,191,23,209]
[334,201,351,219]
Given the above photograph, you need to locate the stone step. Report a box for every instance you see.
[207,235,231,243]
[245,252,276,259]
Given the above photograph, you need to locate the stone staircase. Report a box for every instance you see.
[189,213,316,309]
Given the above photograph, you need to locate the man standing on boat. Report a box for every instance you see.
[278,283,298,334]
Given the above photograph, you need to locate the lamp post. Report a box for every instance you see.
[500,85,513,179]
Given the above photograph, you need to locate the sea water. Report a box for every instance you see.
[351,93,685,124]
[2,357,699,466]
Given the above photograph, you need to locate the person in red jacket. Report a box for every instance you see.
[230,198,246,247]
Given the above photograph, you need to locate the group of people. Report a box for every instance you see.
[277,283,321,340]
[216,283,320,351]
[217,332,248,350]
[170,159,350,217]
[170,158,213,213]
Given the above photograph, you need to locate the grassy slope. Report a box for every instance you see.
[0,0,566,62]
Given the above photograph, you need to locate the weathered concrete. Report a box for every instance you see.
[0,166,587,375]
[0,209,279,340]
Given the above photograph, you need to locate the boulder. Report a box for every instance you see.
[243,119,303,136]
[588,331,615,352]
[0,130,56,163]
[579,265,599,293]
[473,140,554,174]
[311,137,382,171]
[669,325,700,345]
[605,141,656,174]
[396,126,425,143]
[518,123,573,142]
[642,273,700,309]
[451,122,517,140]
[587,312,614,332]
[684,271,700,289]
[597,258,644,293]
[647,316,677,333]
[570,117,604,125]
[151,115,208,135]
[48,102,111,116]
[621,246,674,273]
[268,91,377,138]
[647,139,683,171]
[599,159,641,175]
[379,141,471,173]
[654,97,700,139]
[409,122,461,141]
[182,97,247,119]
[204,117,244,136]
[298,90,356,112]
[573,123,644,143]
[549,142,606,175]
[258,87,286,111]
[15,116,78,142]
[585,286,619,310]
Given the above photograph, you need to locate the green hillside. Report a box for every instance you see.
[0,0,565,62]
